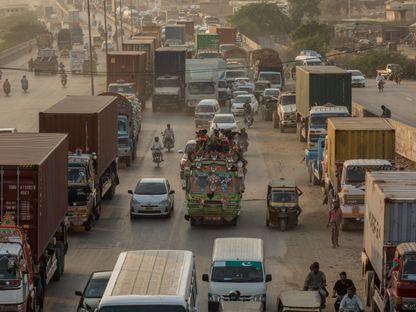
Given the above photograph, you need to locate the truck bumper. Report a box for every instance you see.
[118,146,131,158]
[185,207,240,223]
[67,205,91,225]
[281,119,296,127]
[341,204,364,221]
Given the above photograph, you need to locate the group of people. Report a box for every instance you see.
[304,262,364,312]
[1,72,29,96]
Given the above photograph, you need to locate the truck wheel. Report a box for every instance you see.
[84,220,92,231]
[93,202,101,220]
[190,218,197,227]
[56,242,65,276]
[266,214,270,227]
[152,103,157,112]
[279,121,285,133]
[132,144,137,160]
[365,271,375,307]
[280,218,287,232]
[51,245,63,281]
[126,156,131,167]
[273,113,278,129]
[308,163,313,184]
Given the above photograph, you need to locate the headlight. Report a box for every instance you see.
[208,293,221,302]
[160,199,169,206]
[252,294,264,302]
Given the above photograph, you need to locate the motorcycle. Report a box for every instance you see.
[152,149,162,167]
[61,75,67,88]
[3,85,10,96]
[377,80,384,92]
[244,114,254,128]
[237,138,248,154]
[21,81,28,93]
[162,132,174,152]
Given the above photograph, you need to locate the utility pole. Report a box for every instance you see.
[114,0,119,50]
[87,0,95,95]
[104,0,108,55]
[120,0,124,45]
[130,0,134,36]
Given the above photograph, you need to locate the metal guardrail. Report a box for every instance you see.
[0,39,36,66]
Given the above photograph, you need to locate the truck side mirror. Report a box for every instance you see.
[202,274,209,282]
[266,274,272,282]
[75,290,83,296]
[128,190,133,194]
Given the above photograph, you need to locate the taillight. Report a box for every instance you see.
[7,279,20,287]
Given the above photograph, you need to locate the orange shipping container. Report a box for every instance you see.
[216,27,237,45]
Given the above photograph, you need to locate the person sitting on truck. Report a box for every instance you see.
[339,287,364,312]
[151,136,163,161]
[333,272,356,312]
[304,262,328,308]
[381,105,391,118]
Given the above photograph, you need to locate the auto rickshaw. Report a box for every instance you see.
[266,179,302,231]
[277,290,321,312]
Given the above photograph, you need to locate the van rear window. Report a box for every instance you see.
[211,261,263,283]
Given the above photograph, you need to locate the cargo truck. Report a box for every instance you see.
[99,92,141,167]
[33,48,58,75]
[216,27,237,45]
[196,33,220,58]
[323,118,395,227]
[249,49,283,87]
[165,25,186,45]
[0,133,69,310]
[185,59,225,113]
[362,171,416,312]
[153,47,186,111]
[295,66,352,142]
[39,96,119,231]
[57,28,72,50]
[107,51,147,104]
[36,31,53,49]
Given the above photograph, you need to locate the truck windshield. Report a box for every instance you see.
[258,73,281,84]
[211,261,264,283]
[226,71,246,79]
[108,85,135,94]
[346,165,393,184]
[0,256,18,280]
[189,82,215,94]
[68,187,89,203]
[281,95,296,105]
[68,166,87,184]
[100,307,186,312]
[271,191,296,203]
[310,113,349,128]
[402,254,416,281]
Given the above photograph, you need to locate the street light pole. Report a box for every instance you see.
[87,0,95,95]
[119,0,124,45]
[130,0,134,36]
[114,0,119,50]
[104,0,108,55]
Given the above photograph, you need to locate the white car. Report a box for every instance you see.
[231,94,258,115]
[347,69,366,87]
[209,114,238,134]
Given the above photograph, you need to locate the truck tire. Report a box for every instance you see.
[56,242,65,276]
[93,201,101,220]
[273,112,279,129]
[190,218,197,227]
[126,156,131,167]
[280,218,287,232]
[308,162,313,184]
[84,220,92,231]
[279,121,285,133]
[132,143,137,160]
[365,271,375,307]
[51,244,64,281]
[152,103,157,112]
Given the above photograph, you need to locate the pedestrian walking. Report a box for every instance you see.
[327,199,343,247]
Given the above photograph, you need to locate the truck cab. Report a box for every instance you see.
[108,80,143,106]
[186,80,217,111]
[257,71,282,89]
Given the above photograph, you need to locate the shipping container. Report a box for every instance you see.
[364,171,416,279]
[0,133,68,260]
[122,39,154,72]
[326,117,395,185]
[39,96,118,178]
[176,20,195,41]
[196,33,220,51]
[142,25,162,39]
[105,51,147,94]
[67,9,80,27]
[216,27,237,45]
[296,66,352,118]
[165,25,186,44]
[155,47,187,82]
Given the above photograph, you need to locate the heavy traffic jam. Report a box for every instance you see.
[0,0,415,312]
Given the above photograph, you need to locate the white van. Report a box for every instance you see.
[202,238,272,311]
[98,250,199,312]
[257,71,282,89]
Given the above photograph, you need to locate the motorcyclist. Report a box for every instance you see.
[381,105,391,118]
[339,287,364,312]
[58,62,65,71]
[333,272,356,312]
[304,262,328,308]
[60,70,68,87]
[151,136,163,161]
[3,79,11,96]
[21,75,28,92]
[376,72,385,89]
[162,124,175,147]
[243,99,253,124]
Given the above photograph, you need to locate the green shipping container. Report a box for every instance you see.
[296,66,352,117]
[196,34,220,51]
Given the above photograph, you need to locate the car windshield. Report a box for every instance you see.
[108,85,135,94]
[258,73,281,84]
[345,165,393,184]
[0,256,18,280]
[350,71,363,77]
[226,71,246,79]
[234,96,250,104]
[211,261,264,283]
[68,166,87,184]
[271,191,296,203]
[402,254,416,281]
[135,182,167,195]
[84,276,109,298]
[281,95,296,105]
[189,82,215,95]
[196,104,215,113]
[100,307,186,312]
[213,115,235,123]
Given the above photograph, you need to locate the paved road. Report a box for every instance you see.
[352,80,416,127]
[0,44,365,312]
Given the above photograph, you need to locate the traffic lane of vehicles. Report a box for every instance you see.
[352,80,416,127]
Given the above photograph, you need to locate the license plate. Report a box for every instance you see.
[145,207,153,211]
[205,216,221,221]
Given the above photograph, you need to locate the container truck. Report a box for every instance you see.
[216,27,237,45]
[57,28,72,50]
[323,117,395,227]
[165,25,186,45]
[153,47,186,111]
[296,66,352,142]
[362,171,416,312]
[196,33,220,57]
[0,133,69,310]
[39,96,119,231]
[185,59,225,113]
[106,51,147,103]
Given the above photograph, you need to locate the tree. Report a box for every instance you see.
[291,21,331,56]
[228,3,291,41]
[288,0,320,25]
